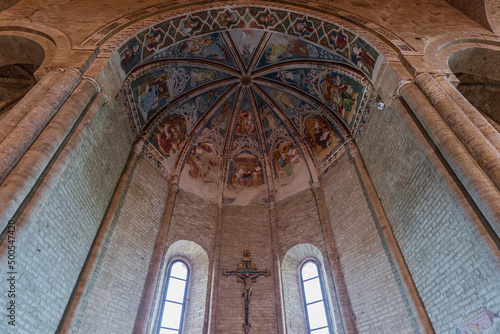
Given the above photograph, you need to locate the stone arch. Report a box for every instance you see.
[149,240,209,334]
[282,243,337,334]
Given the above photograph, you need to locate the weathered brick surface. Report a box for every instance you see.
[216,203,278,333]
[73,156,169,334]
[0,99,133,334]
[358,104,500,333]
[321,152,415,334]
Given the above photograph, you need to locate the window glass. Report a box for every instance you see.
[158,261,189,334]
[301,260,331,334]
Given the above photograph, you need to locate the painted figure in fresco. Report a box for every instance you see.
[217,11,238,27]
[295,20,314,35]
[187,142,218,182]
[257,12,278,26]
[304,116,339,160]
[238,30,255,56]
[139,77,170,113]
[180,17,201,35]
[260,104,276,130]
[265,39,308,63]
[210,101,232,128]
[314,120,331,149]
[155,116,186,157]
[182,36,227,61]
[190,69,216,84]
[273,91,294,110]
[274,142,298,178]
[236,109,255,135]
[352,44,376,73]
[195,89,220,114]
[235,164,262,187]
[145,31,163,50]
[321,74,358,118]
[329,31,348,50]
[277,70,306,88]
[120,41,141,72]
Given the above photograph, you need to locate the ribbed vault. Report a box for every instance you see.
[120,6,377,202]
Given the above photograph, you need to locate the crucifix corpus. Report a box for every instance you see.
[222,250,271,333]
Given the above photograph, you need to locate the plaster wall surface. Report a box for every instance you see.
[72,155,169,334]
[321,152,415,334]
[0,99,133,334]
[358,103,500,334]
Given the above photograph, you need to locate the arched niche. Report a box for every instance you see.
[0,35,44,115]
[448,46,500,125]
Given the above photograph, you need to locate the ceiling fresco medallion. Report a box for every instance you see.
[120,6,377,201]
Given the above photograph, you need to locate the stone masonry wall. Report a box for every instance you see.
[0,99,134,334]
[321,152,415,334]
[358,104,500,333]
[73,155,169,334]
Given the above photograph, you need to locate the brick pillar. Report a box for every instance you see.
[415,73,500,191]
[0,77,100,228]
[399,81,500,234]
[0,68,82,183]
[435,75,500,152]
[208,202,223,334]
[311,181,357,334]
[0,69,61,143]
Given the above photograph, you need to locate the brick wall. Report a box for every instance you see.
[321,152,415,334]
[72,155,169,333]
[358,104,500,333]
[0,99,133,334]
[216,202,278,333]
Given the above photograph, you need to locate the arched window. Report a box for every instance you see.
[301,260,331,334]
[157,260,189,334]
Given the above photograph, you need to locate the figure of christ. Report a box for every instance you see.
[222,251,271,333]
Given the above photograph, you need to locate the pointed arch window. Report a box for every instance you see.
[158,260,189,334]
[301,260,331,334]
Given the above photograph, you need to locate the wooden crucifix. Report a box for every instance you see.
[222,250,271,333]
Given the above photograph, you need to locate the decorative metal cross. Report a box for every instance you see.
[222,250,271,333]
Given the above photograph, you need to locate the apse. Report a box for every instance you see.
[119,7,376,203]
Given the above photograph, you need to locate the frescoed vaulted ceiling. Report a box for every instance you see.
[119,6,377,203]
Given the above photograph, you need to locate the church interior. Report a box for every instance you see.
[0,0,499,333]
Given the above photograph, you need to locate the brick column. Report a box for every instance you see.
[0,68,82,183]
[399,82,500,234]
[0,78,100,229]
[415,73,500,191]
[347,143,436,334]
[311,181,357,334]
[0,69,61,143]
[208,202,224,334]
[435,75,500,152]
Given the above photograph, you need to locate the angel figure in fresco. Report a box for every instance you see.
[260,104,276,130]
